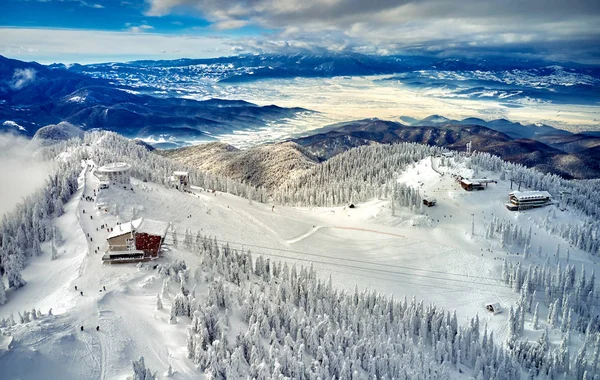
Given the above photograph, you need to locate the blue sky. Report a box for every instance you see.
[1,0,599,64]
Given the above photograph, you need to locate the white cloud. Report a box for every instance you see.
[10,68,37,90]
[0,28,234,64]
[141,0,600,62]
[127,24,155,33]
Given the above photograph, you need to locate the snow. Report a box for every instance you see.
[1,154,598,378]
[2,120,26,131]
[68,95,86,103]
[136,219,169,237]
[107,218,141,239]
[510,190,552,200]
[97,162,131,173]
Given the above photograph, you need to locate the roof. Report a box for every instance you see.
[107,218,142,239]
[460,179,473,185]
[137,219,169,237]
[423,196,436,202]
[97,162,131,173]
[510,191,551,201]
[107,218,169,240]
[173,171,189,176]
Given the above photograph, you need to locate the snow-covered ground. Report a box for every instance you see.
[0,155,598,378]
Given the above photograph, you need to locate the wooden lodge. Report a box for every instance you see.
[103,218,169,263]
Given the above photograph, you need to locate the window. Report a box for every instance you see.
[126,238,135,250]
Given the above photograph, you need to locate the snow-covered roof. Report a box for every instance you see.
[423,196,436,202]
[107,218,142,239]
[137,219,169,237]
[510,191,551,201]
[460,179,473,185]
[97,162,131,173]
[173,171,189,176]
[107,218,169,239]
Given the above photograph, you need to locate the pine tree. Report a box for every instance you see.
[7,256,26,289]
[132,356,156,380]
[32,233,43,257]
[0,278,7,305]
[156,293,163,310]
[53,226,63,245]
[51,240,58,260]
[532,302,539,330]
[169,304,177,324]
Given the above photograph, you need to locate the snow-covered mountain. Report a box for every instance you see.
[62,54,600,107]
[0,55,308,144]
[0,132,599,379]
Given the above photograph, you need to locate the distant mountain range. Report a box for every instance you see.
[54,53,600,105]
[0,55,307,144]
[290,117,600,179]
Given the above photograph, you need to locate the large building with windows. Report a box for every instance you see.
[506,191,552,211]
[95,162,131,184]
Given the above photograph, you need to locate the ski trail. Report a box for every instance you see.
[80,331,101,378]
[97,328,107,380]
[286,225,327,244]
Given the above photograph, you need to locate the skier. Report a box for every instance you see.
[81,326,84,331]
[103,286,106,291]
[80,291,84,296]
[75,285,78,291]
[272,206,274,212]
[96,326,100,331]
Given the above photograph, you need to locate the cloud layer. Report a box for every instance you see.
[145,0,600,62]
[0,28,232,63]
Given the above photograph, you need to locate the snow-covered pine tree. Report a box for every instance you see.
[132,356,156,380]
[6,256,26,289]
[156,293,163,310]
[51,240,58,260]
[0,277,7,305]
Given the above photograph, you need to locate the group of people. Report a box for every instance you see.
[75,285,106,332]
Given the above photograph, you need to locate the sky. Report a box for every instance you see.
[0,0,599,64]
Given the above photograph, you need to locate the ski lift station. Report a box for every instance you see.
[459,178,497,191]
[95,162,131,184]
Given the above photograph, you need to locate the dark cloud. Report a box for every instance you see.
[145,0,600,62]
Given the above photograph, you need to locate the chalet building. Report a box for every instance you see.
[170,171,190,190]
[505,191,552,211]
[422,197,436,207]
[102,218,169,263]
[460,179,485,191]
[459,178,497,191]
[95,162,131,184]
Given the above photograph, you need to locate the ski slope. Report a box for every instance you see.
[0,155,598,379]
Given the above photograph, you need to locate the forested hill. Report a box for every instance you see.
[291,119,600,179]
